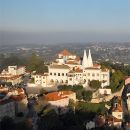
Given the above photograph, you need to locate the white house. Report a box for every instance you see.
[0,66,26,85]
[33,73,48,87]
[8,66,25,75]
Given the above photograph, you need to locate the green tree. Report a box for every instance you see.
[89,80,101,90]
[82,90,92,101]
[0,116,15,130]
[110,70,124,93]
[76,90,83,100]
[26,53,48,73]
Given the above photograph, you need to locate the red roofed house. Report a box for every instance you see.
[107,97,123,128]
[45,91,76,114]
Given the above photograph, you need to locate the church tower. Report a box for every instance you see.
[87,49,93,67]
[82,50,88,68]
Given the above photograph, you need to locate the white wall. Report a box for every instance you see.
[49,68,70,83]
[112,111,123,120]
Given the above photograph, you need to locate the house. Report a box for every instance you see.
[45,91,76,114]
[0,65,26,85]
[106,96,123,128]
[0,87,27,113]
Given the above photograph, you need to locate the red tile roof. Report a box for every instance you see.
[59,49,72,56]
[45,91,74,101]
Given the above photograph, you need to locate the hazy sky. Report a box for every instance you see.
[0,0,130,44]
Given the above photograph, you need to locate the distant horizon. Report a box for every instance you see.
[0,31,130,45]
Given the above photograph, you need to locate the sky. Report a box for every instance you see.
[0,0,130,44]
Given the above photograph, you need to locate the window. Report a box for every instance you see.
[54,73,56,76]
[58,73,60,76]
[43,77,45,79]
[92,73,95,76]
[66,73,68,76]
[50,73,52,75]
[62,73,64,76]
[97,73,99,76]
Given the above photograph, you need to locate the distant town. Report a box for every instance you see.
[0,46,130,130]
[0,42,130,65]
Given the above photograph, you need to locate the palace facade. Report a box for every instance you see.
[33,49,110,88]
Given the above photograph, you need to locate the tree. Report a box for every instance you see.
[76,90,83,100]
[89,80,101,90]
[37,109,63,130]
[26,53,48,73]
[73,85,83,92]
[0,116,15,130]
[110,70,124,93]
[68,99,76,113]
[82,90,92,101]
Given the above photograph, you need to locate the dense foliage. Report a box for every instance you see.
[101,62,129,93]
[89,80,101,90]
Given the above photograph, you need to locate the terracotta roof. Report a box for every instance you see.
[75,56,80,61]
[49,64,70,69]
[75,68,83,73]
[93,64,101,68]
[59,49,72,56]
[45,91,74,101]
[112,104,123,112]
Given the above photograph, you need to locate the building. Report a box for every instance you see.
[0,66,25,85]
[33,49,110,88]
[33,73,48,87]
[0,86,27,113]
[125,77,130,111]
[0,75,22,85]
[0,99,16,121]
[126,86,130,110]
[45,91,76,114]
[2,66,25,76]
[106,96,123,128]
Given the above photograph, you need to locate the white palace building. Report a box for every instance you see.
[33,49,110,88]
